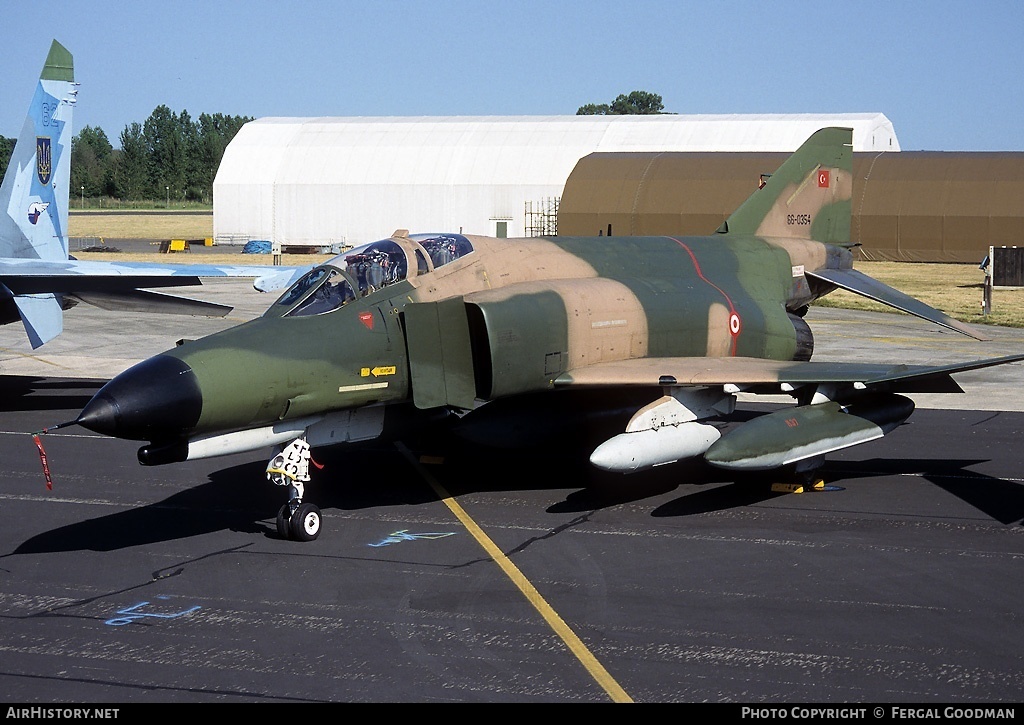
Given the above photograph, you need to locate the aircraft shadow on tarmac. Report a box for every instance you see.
[0,376,104,413]
[8,442,492,556]
[7,459,276,556]
[642,456,1024,524]
[552,454,1021,524]
[8,431,1022,558]
[815,456,1024,525]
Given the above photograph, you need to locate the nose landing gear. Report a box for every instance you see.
[267,437,322,541]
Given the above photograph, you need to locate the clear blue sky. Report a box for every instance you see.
[3,1,1022,151]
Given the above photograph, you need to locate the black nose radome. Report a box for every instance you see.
[77,355,202,441]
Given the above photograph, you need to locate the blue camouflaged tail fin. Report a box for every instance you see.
[0,40,76,347]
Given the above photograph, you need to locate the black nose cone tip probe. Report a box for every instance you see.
[77,355,203,452]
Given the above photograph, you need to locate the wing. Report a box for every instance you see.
[553,354,1024,394]
[0,257,310,292]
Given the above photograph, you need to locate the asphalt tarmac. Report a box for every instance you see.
[1,277,1023,705]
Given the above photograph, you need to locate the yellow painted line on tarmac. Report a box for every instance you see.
[394,442,633,703]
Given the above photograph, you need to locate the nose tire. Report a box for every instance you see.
[276,504,293,539]
[276,502,322,541]
[290,503,322,542]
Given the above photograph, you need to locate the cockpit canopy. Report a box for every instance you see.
[269,233,473,318]
[416,232,473,270]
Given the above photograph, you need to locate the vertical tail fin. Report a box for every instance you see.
[0,39,76,347]
[728,127,987,340]
[717,126,853,245]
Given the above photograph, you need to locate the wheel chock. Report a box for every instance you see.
[771,482,805,494]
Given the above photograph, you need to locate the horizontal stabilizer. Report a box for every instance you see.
[807,267,990,340]
[71,289,232,317]
[14,293,63,348]
[705,393,915,471]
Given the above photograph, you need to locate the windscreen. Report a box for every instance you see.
[269,235,473,318]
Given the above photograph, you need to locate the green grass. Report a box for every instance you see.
[815,261,1024,328]
[69,211,214,240]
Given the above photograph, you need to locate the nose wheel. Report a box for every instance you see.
[277,500,322,541]
[268,437,323,541]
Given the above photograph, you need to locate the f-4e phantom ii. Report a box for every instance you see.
[72,126,1024,541]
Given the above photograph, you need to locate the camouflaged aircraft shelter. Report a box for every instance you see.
[558,150,1024,263]
[212,113,898,250]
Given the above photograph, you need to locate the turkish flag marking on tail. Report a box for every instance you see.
[817,170,830,188]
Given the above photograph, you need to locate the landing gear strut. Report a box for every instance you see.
[268,437,322,541]
[794,456,826,491]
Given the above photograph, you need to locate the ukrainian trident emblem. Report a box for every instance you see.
[36,137,51,185]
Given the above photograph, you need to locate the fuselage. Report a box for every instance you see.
[77,231,848,447]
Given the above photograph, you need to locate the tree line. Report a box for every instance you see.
[0,90,666,206]
[0,105,252,206]
[576,90,665,116]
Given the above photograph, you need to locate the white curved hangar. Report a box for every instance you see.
[212,113,899,248]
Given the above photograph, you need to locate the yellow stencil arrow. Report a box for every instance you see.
[361,366,396,377]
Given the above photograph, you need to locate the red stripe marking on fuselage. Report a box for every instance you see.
[667,237,739,356]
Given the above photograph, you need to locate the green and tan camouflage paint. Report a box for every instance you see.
[157,128,861,434]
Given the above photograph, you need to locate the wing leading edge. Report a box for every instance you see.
[554,354,1024,394]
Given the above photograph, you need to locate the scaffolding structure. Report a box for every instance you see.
[525,197,560,237]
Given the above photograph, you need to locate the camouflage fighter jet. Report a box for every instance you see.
[72,127,1024,541]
